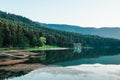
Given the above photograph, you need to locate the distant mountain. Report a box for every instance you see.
[39,23,120,39]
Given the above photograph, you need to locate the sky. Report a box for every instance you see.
[0,0,120,28]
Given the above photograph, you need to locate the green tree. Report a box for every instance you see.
[39,37,46,46]
[0,33,3,47]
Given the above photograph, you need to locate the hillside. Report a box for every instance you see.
[0,11,120,48]
[39,23,120,39]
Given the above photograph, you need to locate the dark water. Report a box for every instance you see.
[30,48,120,66]
[1,48,120,80]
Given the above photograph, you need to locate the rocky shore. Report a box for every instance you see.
[0,50,38,66]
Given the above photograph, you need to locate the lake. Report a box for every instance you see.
[1,48,120,80]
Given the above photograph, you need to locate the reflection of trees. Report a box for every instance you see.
[27,51,46,63]
[31,48,120,64]
[2,48,120,79]
[0,69,28,80]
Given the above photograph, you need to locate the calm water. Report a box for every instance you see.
[1,48,120,80]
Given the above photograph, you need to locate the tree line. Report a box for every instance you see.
[0,11,120,48]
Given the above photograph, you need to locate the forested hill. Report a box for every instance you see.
[39,23,120,39]
[0,11,120,48]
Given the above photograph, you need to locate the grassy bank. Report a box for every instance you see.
[0,45,60,51]
[0,47,19,51]
[25,45,60,51]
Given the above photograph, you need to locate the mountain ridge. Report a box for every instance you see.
[38,23,120,39]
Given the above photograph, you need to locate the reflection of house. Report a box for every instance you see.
[73,43,81,53]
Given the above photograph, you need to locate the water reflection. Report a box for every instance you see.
[1,48,120,80]
[6,64,120,80]
[73,43,81,53]
[0,69,28,80]
[30,48,120,65]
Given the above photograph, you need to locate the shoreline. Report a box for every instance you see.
[0,46,70,52]
[0,48,70,67]
[0,50,38,66]
[29,48,71,51]
[0,50,45,73]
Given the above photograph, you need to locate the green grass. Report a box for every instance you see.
[0,47,19,51]
[25,45,60,51]
[0,45,60,51]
